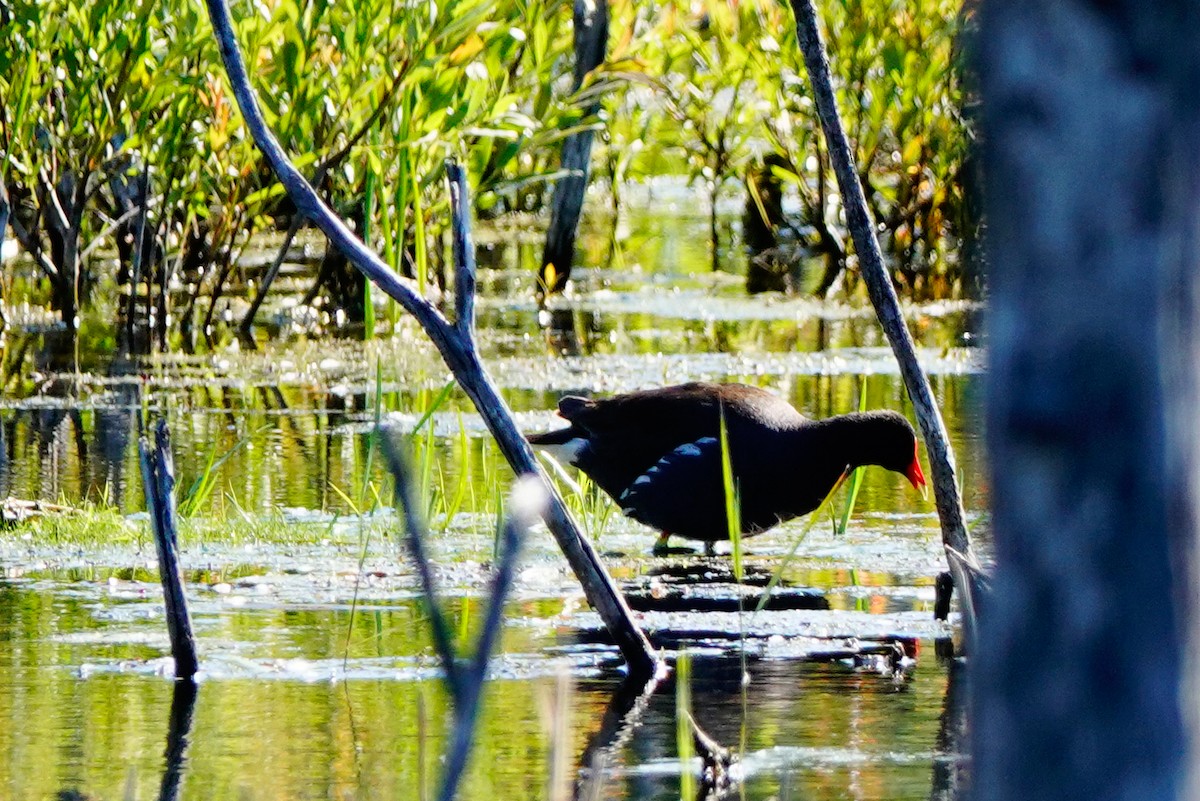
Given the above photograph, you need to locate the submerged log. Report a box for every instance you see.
[622,584,829,613]
[1,497,78,526]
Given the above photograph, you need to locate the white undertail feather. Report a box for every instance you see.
[534,437,587,466]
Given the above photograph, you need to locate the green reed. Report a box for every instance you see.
[836,377,870,536]
[675,649,696,800]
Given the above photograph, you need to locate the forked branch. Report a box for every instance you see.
[203,0,659,677]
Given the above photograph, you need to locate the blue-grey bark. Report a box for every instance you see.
[977,2,1200,799]
[139,419,199,681]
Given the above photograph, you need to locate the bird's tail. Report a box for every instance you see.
[526,426,578,445]
[526,426,586,465]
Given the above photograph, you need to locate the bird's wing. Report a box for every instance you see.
[618,436,729,538]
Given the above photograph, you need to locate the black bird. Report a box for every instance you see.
[528,382,927,552]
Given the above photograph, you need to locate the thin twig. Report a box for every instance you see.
[382,429,546,801]
[79,197,156,262]
[7,215,62,280]
[239,197,309,333]
[467,477,542,687]
[440,480,543,801]
[127,168,151,344]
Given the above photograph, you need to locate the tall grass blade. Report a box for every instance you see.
[754,469,850,613]
[411,380,456,436]
[345,362,386,666]
[836,378,870,536]
[363,143,377,340]
[718,407,743,581]
[720,408,751,751]
[360,361,385,507]
[178,425,269,516]
[411,169,427,296]
[537,450,586,497]
[675,650,695,800]
[438,411,471,532]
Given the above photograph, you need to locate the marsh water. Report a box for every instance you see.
[0,198,983,800]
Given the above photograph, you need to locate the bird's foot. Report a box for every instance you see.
[652,533,696,556]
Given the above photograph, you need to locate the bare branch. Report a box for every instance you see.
[446,161,477,338]
[205,0,659,678]
[204,0,450,339]
[138,418,200,680]
[788,0,974,606]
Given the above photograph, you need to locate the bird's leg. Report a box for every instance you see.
[652,532,672,556]
[704,541,716,557]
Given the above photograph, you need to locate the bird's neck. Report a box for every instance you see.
[802,413,885,470]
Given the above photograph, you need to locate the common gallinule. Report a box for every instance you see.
[529,381,927,552]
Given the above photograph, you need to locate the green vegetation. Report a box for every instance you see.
[4,498,378,548]
[1,0,973,344]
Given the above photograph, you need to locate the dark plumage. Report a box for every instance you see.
[528,382,926,547]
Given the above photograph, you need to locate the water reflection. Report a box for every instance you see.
[158,681,198,801]
[928,661,968,801]
[575,654,961,801]
[3,204,980,800]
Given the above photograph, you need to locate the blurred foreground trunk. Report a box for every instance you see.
[977,3,1200,799]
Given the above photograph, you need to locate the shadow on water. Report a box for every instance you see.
[566,652,971,801]
[575,672,666,801]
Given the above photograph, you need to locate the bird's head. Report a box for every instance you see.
[849,410,927,500]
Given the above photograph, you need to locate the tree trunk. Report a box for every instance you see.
[538,0,608,297]
[975,3,1200,800]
